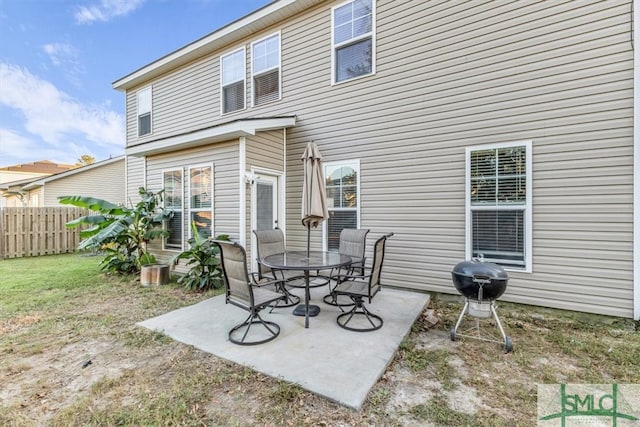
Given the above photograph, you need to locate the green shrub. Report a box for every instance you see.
[172,222,230,291]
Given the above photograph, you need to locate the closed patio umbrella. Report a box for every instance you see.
[301,142,329,254]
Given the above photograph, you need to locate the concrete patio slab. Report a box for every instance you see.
[137,286,429,410]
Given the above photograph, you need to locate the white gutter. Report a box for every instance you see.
[633,0,639,320]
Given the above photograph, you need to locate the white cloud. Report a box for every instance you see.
[42,42,86,87]
[0,128,80,167]
[0,63,124,153]
[43,42,77,67]
[75,0,146,24]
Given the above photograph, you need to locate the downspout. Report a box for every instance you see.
[239,136,247,247]
[633,0,639,320]
[282,128,287,235]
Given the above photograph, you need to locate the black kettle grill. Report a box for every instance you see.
[449,259,513,353]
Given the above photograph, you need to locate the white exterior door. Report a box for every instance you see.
[254,174,278,231]
[251,173,280,271]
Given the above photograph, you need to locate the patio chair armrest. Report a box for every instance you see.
[250,272,281,288]
[335,273,371,282]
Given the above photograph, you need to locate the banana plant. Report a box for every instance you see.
[59,187,173,274]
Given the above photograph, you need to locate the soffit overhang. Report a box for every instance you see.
[126,116,296,157]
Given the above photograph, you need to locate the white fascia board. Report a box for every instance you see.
[112,0,319,91]
[126,117,296,157]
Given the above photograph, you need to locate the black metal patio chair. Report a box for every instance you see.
[253,228,301,308]
[213,240,286,345]
[323,228,369,306]
[333,233,393,332]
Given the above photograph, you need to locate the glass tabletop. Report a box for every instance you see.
[261,250,352,271]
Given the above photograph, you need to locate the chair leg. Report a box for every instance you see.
[336,296,383,332]
[269,282,300,312]
[229,311,281,345]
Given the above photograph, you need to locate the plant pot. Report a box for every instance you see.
[140,264,170,287]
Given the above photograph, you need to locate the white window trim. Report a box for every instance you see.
[162,167,184,252]
[465,140,533,273]
[251,31,282,107]
[322,159,361,251]
[136,85,153,137]
[331,0,376,85]
[219,47,246,115]
[187,163,214,240]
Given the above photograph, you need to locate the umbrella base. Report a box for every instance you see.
[293,304,320,317]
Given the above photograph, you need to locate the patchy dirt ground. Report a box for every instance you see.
[2,279,639,426]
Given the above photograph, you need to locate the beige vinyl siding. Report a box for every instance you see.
[125,155,146,205]
[43,160,126,206]
[244,130,286,256]
[144,140,239,265]
[283,0,633,318]
[124,0,634,317]
[246,130,285,172]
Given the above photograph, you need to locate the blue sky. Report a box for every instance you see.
[0,0,271,168]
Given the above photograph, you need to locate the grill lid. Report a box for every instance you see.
[452,260,509,280]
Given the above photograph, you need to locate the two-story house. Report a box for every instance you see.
[114,0,639,320]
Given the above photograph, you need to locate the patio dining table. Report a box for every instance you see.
[260,250,352,328]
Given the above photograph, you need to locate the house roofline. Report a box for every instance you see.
[21,156,125,191]
[126,116,296,157]
[112,0,324,91]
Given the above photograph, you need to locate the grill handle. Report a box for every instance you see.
[472,275,492,301]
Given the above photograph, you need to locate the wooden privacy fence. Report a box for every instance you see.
[0,207,89,259]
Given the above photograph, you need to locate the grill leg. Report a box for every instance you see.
[453,300,469,334]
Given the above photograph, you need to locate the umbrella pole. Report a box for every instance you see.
[307,225,311,257]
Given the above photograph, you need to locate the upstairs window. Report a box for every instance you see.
[137,86,152,136]
[163,169,183,250]
[252,33,281,106]
[221,48,245,114]
[324,160,360,251]
[466,142,532,271]
[332,0,374,83]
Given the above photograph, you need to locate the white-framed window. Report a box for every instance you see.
[252,32,281,106]
[323,160,360,251]
[465,141,532,271]
[332,0,375,84]
[163,169,183,250]
[220,48,246,114]
[188,164,213,239]
[137,86,152,136]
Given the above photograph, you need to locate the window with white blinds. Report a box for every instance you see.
[137,86,152,136]
[252,33,280,106]
[324,160,360,251]
[221,48,245,114]
[189,165,213,239]
[163,169,183,250]
[332,0,374,83]
[466,142,532,270]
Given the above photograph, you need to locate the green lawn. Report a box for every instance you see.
[1,253,639,426]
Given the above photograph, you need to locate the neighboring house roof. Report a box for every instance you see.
[20,156,125,191]
[113,0,324,91]
[0,160,77,175]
